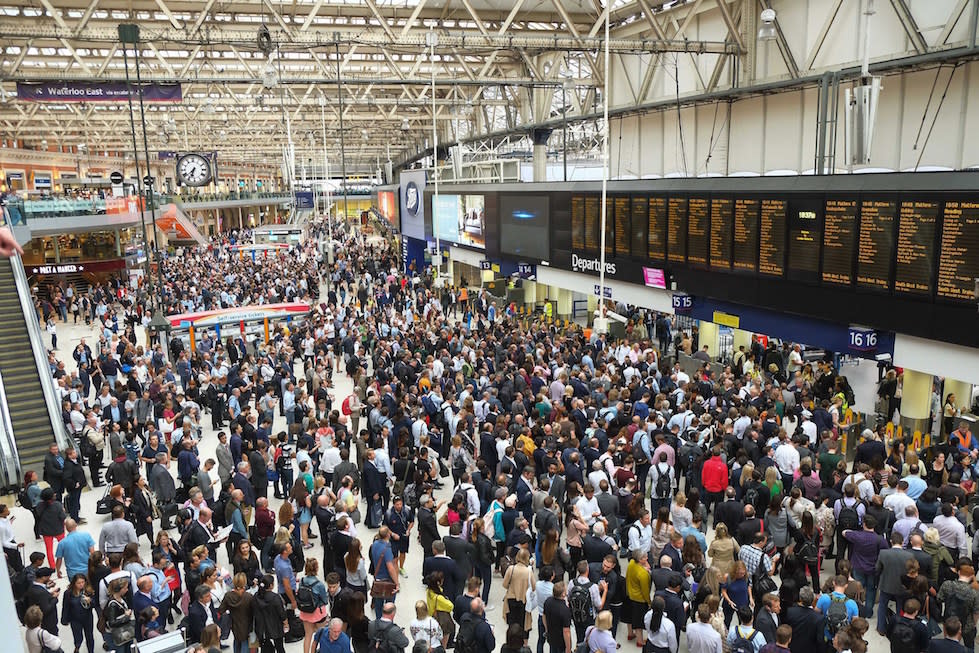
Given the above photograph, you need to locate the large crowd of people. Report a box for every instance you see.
[7,215,979,653]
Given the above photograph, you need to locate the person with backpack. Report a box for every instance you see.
[296,558,330,653]
[815,575,859,641]
[456,598,495,653]
[568,560,605,643]
[650,452,674,514]
[840,514,887,617]
[833,486,865,561]
[886,597,929,653]
[937,561,979,651]
[254,574,290,653]
[367,602,410,653]
[726,606,767,653]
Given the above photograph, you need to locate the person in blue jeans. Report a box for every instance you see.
[370,527,400,619]
[841,514,887,617]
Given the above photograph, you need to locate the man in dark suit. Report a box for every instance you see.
[535,496,561,537]
[929,616,969,653]
[232,462,256,508]
[249,441,269,500]
[43,444,65,500]
[24,567,59,634]
[660,532,684,571]
[62,446,87,523]
[783,586,826,653]
[422,541,466,601]
[650,556,675,592]
[132,576,157,626]
[545,462,566,507]
[329,518,353,574]
[443,522,475,580]
[187,585,220,644]
[876,531,914,635]
[515,467,535,523]
[582,533,614,564]
[713,487,743,532]
[735,505,765,546]
[101,397,129,430]
[181,508,217,561]
[417,494,441,559]
[654,575,687,632]
[754,593,780,645]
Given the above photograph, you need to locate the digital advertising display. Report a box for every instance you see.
[433,194,486,249]
[500,195,550,260]
[377,190,397,224]
[399,170,426,240]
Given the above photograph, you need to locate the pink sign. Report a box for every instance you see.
[642,267,666,289]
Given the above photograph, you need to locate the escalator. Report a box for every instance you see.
[0,254,70,485]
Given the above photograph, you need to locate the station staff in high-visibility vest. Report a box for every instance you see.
[544,301,553,321]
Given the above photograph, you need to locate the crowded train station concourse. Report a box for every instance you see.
[3,3,979,653]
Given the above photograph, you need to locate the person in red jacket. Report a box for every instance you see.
[701,448,729,515]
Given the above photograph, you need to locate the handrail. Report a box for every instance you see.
[7,252,72,452]
[0,368,22,492]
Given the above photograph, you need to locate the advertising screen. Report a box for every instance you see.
[399,170,426,239]
[500,195,550,260]
[433,194,486,249]
[377,190,397,224]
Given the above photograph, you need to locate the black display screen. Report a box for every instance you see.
[584,196,600,252]
[686,197,709,266]
[499,195,550,260]
[614,196,631,257]
[787,198,823,282]
[894,200,939,295]
[857,200,897,291]
[821,199,858,286]
[759,199,786,276]
[667,197,688,264]
[648,197,667,261]
[571,195,586,251]
[710,198,733,270]
[938,200,979,301]
[631,197,648,259]
[733,199,759,272]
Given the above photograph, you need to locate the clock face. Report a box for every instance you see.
[176,153,212,187]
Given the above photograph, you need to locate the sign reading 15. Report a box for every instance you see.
[672,295,693,310]
[849,328,878,351]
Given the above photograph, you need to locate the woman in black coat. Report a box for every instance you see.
[131,477,155,544]
[254,574,288,653]
[62,573,96,653]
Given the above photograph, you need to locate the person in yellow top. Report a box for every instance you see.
[625,550,652,645]
[543,301,553,321]
[516,432,536,459]
[425,570,456,649]
[418,370,432,394]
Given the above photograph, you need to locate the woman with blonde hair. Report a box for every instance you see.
[501,548,535,640]
[670,492,692,533]
[763,465,783,497]
[409,600,444,652]
[705,595,729,651]
[707,523,740,577]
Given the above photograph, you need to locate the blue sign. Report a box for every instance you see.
[672,294,693,312]
[848,326,878,353]
[517,262,535,278]
[295,191,314,209]
[593,285,612,299]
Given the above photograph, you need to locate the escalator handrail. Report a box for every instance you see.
[0,368,22,492]
[7,253,73,453]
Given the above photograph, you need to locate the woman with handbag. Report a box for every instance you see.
[25,605,64,653]
[501,549,535,641]
[423,571,455,651]
[62,573,96,653]
[103,578,136,653]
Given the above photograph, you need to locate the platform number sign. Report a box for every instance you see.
[848,327,878,353]
[479,260,492,271]
[672,294,693,313]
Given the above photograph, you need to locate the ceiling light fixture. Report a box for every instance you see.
[758,8,777,41]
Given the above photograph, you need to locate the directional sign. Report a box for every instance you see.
[593,285,612,299]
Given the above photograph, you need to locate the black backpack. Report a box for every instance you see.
[837,500,862,531]
[730,627,759,653]
[888,617,917,653]
[369,621,395,653]
[296,579,318,613]
[568,580,595,625]
[10,566,30,601]
[743,485,761,511]
[826,594,851,635]
[16,488,32,510]
[455,617,479,653]
[654,464,672,499]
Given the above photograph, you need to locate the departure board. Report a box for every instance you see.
[584,196,600,251]
[787,200,822,281]
[822,199,858,285]
[710,198,734,270]
[857,200,896,291]
[648,197,667,261]
[614,196,631,257]
[687,198,709,266]
[604,197,615,256]
[733,199,759,272]
[895,201,939,295]
[759,199,786,276]
[667,197,688,264]
[571,195,586,251]
[937,201,979,300]
[631,197,648,259]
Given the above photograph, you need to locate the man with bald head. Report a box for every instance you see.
[458,597,495,653]
[55,518,95,578]
[182,506,217,560]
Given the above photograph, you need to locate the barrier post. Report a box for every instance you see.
[264,318,270,344]
[188,325,196,353]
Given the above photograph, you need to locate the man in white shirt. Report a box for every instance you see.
[883,480,915,518]
[933,503,969,557]
[575,483,602,527]
[627,510,653,554]
[799,411,818,445]
[687,603,724,653]
[773,433,800,487]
